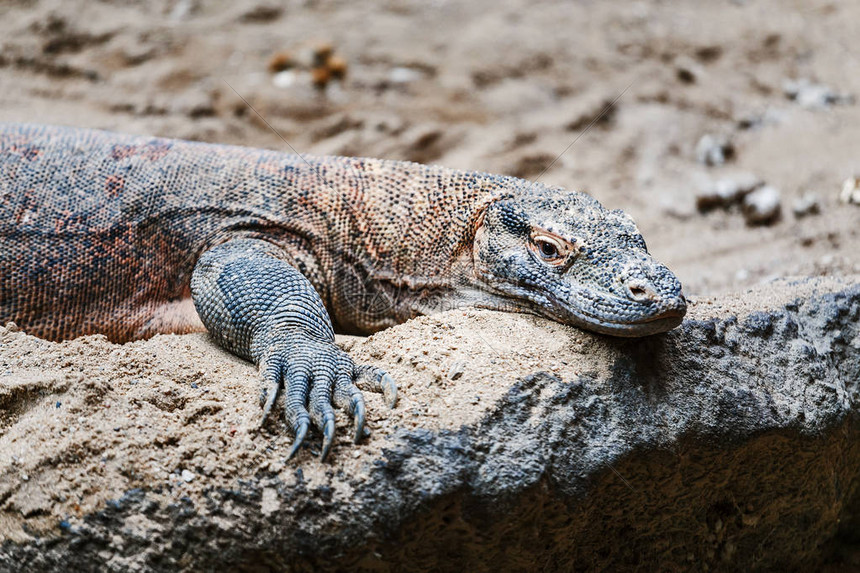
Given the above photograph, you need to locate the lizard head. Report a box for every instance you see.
[470,187,686,337]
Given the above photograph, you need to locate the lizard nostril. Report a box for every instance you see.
[626,283,658,302]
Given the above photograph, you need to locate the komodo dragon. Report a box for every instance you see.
[0,123,687,459]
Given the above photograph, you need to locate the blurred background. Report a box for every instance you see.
[0,0,857,297]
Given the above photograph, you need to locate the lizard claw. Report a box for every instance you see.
[351,395,366,444]
[380,373,397,408]
[258,365,281,428]
[286,418,309,460]
[320,416,336,461]
[333,368,368,444]
[355,365,398,408]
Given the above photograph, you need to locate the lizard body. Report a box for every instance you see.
[0,123,686,458]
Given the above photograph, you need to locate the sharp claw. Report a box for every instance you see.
[320,416,336,461]
[380,373,398,408]
[259,378,281,429]
[286,418,309,460]
[352,396,366,444]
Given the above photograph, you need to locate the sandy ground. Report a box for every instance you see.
[0,0,859,547]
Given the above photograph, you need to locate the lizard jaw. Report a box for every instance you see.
[549,306,686,337]
[534,288,687,337]
[466,277,687,336]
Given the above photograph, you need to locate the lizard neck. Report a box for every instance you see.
[322,158,512,334]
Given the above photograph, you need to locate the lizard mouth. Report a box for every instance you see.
[569,308,685,337]
[469,273,686,337]
[534,290,687,337]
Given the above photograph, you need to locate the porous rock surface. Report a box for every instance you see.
[1,277,859,572]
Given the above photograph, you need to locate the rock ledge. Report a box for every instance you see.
[1,277,858,572]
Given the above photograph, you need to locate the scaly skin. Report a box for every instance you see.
[0,123,686,459]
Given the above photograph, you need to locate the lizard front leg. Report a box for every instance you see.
[190,239,397,460]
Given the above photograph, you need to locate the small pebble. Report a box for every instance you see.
[783,78,854,110]
[696,134,734,166]
[792,192,821,218]
[742,185,781,225]
[272,70,296,89]
[675,56,703,84]
[267,51,294,74]
[736,108,785,131]
[239,3,284,23]
[388,67,423,84]
[313,43,334,67]
[839,177,860,205]
[447,361,465,381]
[328,56,348,80]
[696,173,762,211]
[311,67,331,89]
[181,469,195,483]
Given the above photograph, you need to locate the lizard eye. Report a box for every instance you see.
[529,230,578,267]
[537,238,560,259]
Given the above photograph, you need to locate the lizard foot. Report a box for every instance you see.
[257,337,397,461]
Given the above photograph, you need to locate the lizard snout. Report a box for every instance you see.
[619,260,687,316]
[625,281,659,303]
